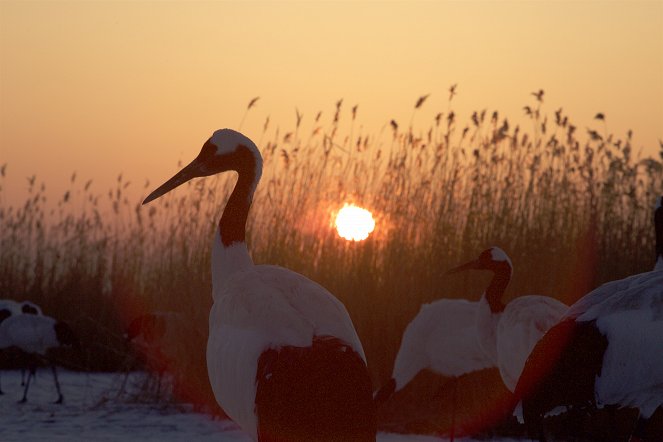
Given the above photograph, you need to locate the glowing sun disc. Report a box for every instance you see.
[335,204,376,241]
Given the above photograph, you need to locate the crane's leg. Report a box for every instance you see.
[18,365,34,403]
[27,366,36,384]
[156,371,162,401]
[51,364,63,404]
[449,377,457,442]
[21,368,25,386]
[627,414,649,442]
[116,354,133,399]
[523,404,546,442]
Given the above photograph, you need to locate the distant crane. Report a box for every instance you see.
[447,247,567,394]
[0,314,79,403]
[125,311,187,398]
[516,196,663,442]
[0,299,44,393]
[142,129,376,441]
[374,298,495,441]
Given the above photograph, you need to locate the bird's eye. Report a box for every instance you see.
[201,140,217,158]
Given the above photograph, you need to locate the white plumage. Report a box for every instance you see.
[495,296,568,391]
[517,196,663,441]
[373,298,496,442]
[0,314,59,354]
[0,313,78,403]
[572,271,663,418]
[389,299,494,393]
[449,247,567,392]
[207,264,366,437]
[0,299,20,316]
[143,129,375,441]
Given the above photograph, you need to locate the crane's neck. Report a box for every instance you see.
[211,145,262,293]
[484,264,511,313]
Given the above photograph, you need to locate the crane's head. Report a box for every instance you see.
[447,246,513,274]
[20,301,42,315]
[125,313,167,345]
[143,129,261,205]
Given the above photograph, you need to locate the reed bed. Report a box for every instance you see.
[1,89,661,434]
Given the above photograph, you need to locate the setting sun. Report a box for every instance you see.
[335,204,376,241]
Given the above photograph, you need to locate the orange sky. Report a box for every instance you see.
[1,1,662,206]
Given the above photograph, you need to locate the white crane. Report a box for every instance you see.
[125,311,189,398]
[126,312,185,358]
[0,313,79,403]
[374,299,495,440]
[517,196,663,441]
[0,299,44,393]
[447,247,567,394]
[142,129,376,442]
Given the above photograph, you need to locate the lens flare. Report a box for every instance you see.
[335,204,375,241]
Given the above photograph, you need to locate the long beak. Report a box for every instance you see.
[446,259,480,275]
[143,158,206,205]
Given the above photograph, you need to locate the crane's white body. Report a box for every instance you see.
[207,234,366,439]
[516,197,663,440]
[570,270,663,418]
[391,299,494,392]
[486,295,567,392]
[0,314,58,354]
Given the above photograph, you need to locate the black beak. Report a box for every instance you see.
[446,259,481,275]
[143,157,208,205]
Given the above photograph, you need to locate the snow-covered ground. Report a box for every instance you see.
[0,369,520,441]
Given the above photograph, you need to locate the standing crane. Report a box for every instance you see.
[516,196,663,442]
[143,129,376,441]
[374,299,495,441]
[0,299,44,393]
[447,247,567,395]
[0,314,79,403]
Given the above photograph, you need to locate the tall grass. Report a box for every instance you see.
[1,89,661,432]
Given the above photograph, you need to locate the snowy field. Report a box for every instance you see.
[0,369,522,442]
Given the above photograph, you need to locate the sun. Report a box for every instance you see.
[335,204,376,241]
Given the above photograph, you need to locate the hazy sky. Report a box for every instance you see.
[1,1,662,205]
